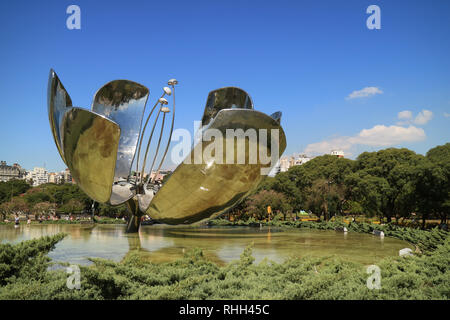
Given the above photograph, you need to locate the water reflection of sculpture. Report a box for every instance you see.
[47,69,286,233]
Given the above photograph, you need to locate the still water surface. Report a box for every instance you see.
[0,224,413,266]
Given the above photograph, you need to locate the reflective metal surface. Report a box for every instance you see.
[139,108,162,183]
[147,109,286,224]
[62,107,120,203]
[110,182,134,206]
[201,87,253,126]
[92,80,149,181]
[47,69,73,164]
[47,70,287,231]
[134,86,174,183]
[270,111,282,124]
[137,189,154,213]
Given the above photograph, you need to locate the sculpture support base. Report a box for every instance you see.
[125,197,142,233]
[126,214,141,233]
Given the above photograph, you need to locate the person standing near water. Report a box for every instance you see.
[14,214,20,225]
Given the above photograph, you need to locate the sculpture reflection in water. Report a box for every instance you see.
[48,69,286,232]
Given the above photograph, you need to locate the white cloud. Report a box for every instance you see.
[398,110,413,121]
[346,87,383,100]
[352,125,425,145]
[414,109,433,125]
[304,137,353,155]
[304,125,426,156]
[444,112,450,118]
[397,109,433,125]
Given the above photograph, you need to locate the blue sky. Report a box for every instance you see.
[0,0,449,172]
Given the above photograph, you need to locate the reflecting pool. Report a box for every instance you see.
[0,224,413,266]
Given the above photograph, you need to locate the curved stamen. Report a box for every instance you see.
[134,93,165,182]
[145,111,167,187]
[152,85,176,184]
[139,108,162,184]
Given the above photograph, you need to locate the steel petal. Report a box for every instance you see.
[47,69,73,164]
[146,109,286,224]
[201,87,253,127]
[270,111,282,124]
[92,80,149,181]
[62,107,120,203]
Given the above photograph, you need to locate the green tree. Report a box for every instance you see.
[304,178,346,220]
[32,201,55,217]
[414,160,448,227]
[0,202,11,220]
[24,188,52,207]
[426,143,450,224]
[0,179,30,205]
[98,203,127,218]
[3,197,29,217]
[60,199,84,214]
[249,146,449,225]
[343,200,364,215]
[353,148,423,222]
[244,190,292,220]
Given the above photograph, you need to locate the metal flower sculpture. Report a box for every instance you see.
[48,69,286,232]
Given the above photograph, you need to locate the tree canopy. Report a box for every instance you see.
[237,144,450,226]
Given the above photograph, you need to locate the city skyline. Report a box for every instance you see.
[0,148,337,174]
[0,159,172,187]
[0,1,449,172]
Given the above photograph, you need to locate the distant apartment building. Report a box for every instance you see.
[48,172,58,184]
[48,169,74,184]
[26,167,49,186]
[279,157,290,173]
[282,154,312,172]
[63,168,73,183]
[48,172,65,184]
[291,154,312,166]
[143,170,171,184]
[271,154,313,175]
[0,161,26,182]
[330,150,345,158]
